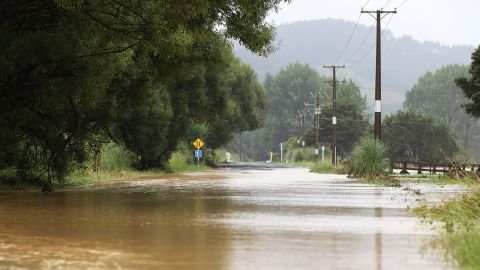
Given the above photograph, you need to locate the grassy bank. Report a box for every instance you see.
[0,145,210,191]
[64,149,209,186]
[307,161,346,174]
[400,174,478,185]
[415,186,480,269]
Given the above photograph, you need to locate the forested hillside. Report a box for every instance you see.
[235,19,474,112]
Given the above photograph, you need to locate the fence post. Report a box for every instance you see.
[417,162,422,174]
[400,161,408,174]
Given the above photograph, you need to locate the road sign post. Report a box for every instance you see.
[193,138,205,167]
[195,150,203,167]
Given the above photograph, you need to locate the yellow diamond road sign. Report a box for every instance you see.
[193,138,204,150]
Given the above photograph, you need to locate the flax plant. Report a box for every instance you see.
[350,136,389,178]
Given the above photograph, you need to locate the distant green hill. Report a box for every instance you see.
[234,19,473,113]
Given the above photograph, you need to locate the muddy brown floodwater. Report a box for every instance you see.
[0,164,465,269]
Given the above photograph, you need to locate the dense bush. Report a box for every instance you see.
[286,147,317,162]
[101,143,135,171]
[349,137,389,178]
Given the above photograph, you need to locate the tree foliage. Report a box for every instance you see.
[383,111,458,163]
[0,0,281,180]
[262,63,323,150]
[304,80,369,157]
[237,64,369,160]
[456,46,480,118]
[405,65,470,129]
[405,65,480,160]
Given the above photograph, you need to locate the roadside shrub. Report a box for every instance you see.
[101,143,134,171]
[291,149,305,162]
[350,136,389,178]
[167,151,190,172]
[286,147,316,163]
[309,160,338,174]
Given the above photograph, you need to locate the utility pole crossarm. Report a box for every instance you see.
[323,65,345,69]
[361,10,396,20]
[361,10,397,14]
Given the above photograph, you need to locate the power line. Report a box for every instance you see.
[362,0,371,9]
[345,0,409,66]
[342,26,375,64]
[330,0,372,64]
[398,0,409,9]
[350,14,394,66]
[332,14,362,64]
[383,0,393,9]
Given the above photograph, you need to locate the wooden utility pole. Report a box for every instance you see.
[324,65,344,168]
[361,9,396,141]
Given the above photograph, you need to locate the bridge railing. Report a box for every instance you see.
[390,161,480,174]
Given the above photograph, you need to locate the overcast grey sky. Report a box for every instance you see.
[269,0,480,46]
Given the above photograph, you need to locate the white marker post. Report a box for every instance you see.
[280,143,284,163]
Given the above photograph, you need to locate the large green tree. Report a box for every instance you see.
[383,110,458,163]
[456,46,480,118]
[405,65,480,160]
[262,63,323,151]
[0,0,286,179]
[405,65,470,129]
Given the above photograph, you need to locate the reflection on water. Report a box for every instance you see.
[0,167,458,269]
[0,187,233,269]
[375,207,383,270]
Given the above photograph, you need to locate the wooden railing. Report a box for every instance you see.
[390,161,480,174]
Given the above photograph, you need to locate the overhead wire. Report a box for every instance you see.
[382,0,393,9]
[330,0,372,64]
[349,14,394,66]
[332,14,362,64]
[362,0,371,8]
[341,0,410,67]
[341,0,407,106]
[398,0,409,9]
[342,26,375,64]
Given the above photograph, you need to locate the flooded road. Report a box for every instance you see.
[0,164,462,269]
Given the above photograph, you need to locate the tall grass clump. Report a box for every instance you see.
[66,143,136,186]
[167,148,207,173]
[415,190,480,269]
[167,151,191,172]
[350,136,389,178]
[309,160,341,174]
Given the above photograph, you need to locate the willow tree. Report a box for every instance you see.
[0,0,289,179]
